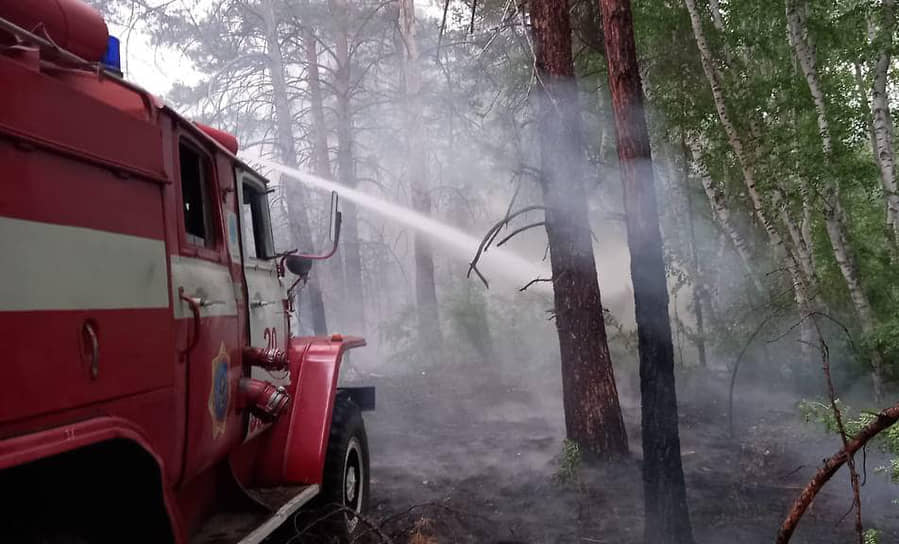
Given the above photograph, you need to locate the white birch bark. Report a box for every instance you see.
[708,0,725,32]
[870,0,899,245]
[687,141,765,295]
[786,0,886,399]
[683,0,811,316]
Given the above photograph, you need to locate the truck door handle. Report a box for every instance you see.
[250,300,276,308]
[178,287,201,355]
[182,294,226,307]
[82,321,99,379]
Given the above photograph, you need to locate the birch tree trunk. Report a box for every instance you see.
[329,0,366,334]
[687,142,765,295]
[773,188,815,284]
[870,0,899,246]
[682,153,707,367]
[262,0,328,335]
[786,0,886,399]
[708,0,725,32]
[399,0,442,350]
[599,0,694,540]
[530,0,628,457]
[683,0,814,347]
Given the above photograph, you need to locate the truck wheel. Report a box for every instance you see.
[318,394,370,542]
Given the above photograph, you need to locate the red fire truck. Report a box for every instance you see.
[0,2,374,542]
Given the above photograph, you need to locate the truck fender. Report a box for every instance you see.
[254,335,366,487]
[0,416,183,541]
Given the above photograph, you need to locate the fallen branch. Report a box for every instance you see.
[775,400,899,543]
[291,504,394,544]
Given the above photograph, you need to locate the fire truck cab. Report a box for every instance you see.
[0,2,372,542]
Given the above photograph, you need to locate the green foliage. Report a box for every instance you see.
[864,528,882,544]
[799,398,899,482]
[554,439,583,485]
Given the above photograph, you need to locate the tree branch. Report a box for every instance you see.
[776,400,899,543]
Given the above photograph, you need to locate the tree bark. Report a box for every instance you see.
[786,0,886,399]
[683,0,815,353]
[263,0,327,335]
[687,142,765,295]
[303,25,347,332]
[329,0,366,334]
[399,0,442,350]
[776,400,899,543]
[682,151,707,368]
[869,0,899,246]
[530,0,628,457]
[708,0,725,32]
[599,1,694,541]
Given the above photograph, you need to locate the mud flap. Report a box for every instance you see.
[338,387,375,411]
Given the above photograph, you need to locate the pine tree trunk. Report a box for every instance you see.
[329,0,366,334]
[303,26,345,333]
[786,0,886,399]
[599,1,694,541]
[263,0,327,335]
[529,0,628,457]
[304,29,331,181]
[399,0,442,350]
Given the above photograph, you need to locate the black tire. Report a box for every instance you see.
[315,394,370,543]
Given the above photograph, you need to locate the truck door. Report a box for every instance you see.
[171,135,243,479]
[236,169,288,439]
[236,169,285,350]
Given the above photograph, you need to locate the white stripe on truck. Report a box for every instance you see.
[0,216,170,312]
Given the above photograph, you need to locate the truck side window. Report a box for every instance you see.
[242,183,274,259]
[179,142,215,247]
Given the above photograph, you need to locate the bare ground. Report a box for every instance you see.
[339,365,899,544]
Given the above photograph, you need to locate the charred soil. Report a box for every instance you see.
[290,366,899,543]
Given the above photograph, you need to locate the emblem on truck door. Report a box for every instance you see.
[208,342,231,439]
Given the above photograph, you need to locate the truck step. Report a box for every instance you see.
[191,484,319,544]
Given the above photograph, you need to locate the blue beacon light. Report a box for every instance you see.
[101,35,122,76]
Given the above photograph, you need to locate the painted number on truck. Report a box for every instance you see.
[263,327,278,350]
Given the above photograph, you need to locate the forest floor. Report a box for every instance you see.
[324,362,899,544]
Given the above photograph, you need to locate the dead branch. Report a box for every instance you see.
[729,313,774,436]
[496,221,546,247]
[519,276,553,292]
[775,399,899,543]
[291,504,394,544]
[809,316,864,544]
[467,205,545,287]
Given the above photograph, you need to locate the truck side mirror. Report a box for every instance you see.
[284,255,313,279]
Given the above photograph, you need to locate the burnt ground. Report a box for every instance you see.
[322,363,899,544]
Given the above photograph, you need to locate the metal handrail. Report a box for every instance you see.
[0,16,158,120]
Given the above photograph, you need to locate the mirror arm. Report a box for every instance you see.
[295,211,342,261]
[277,212,342,278]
